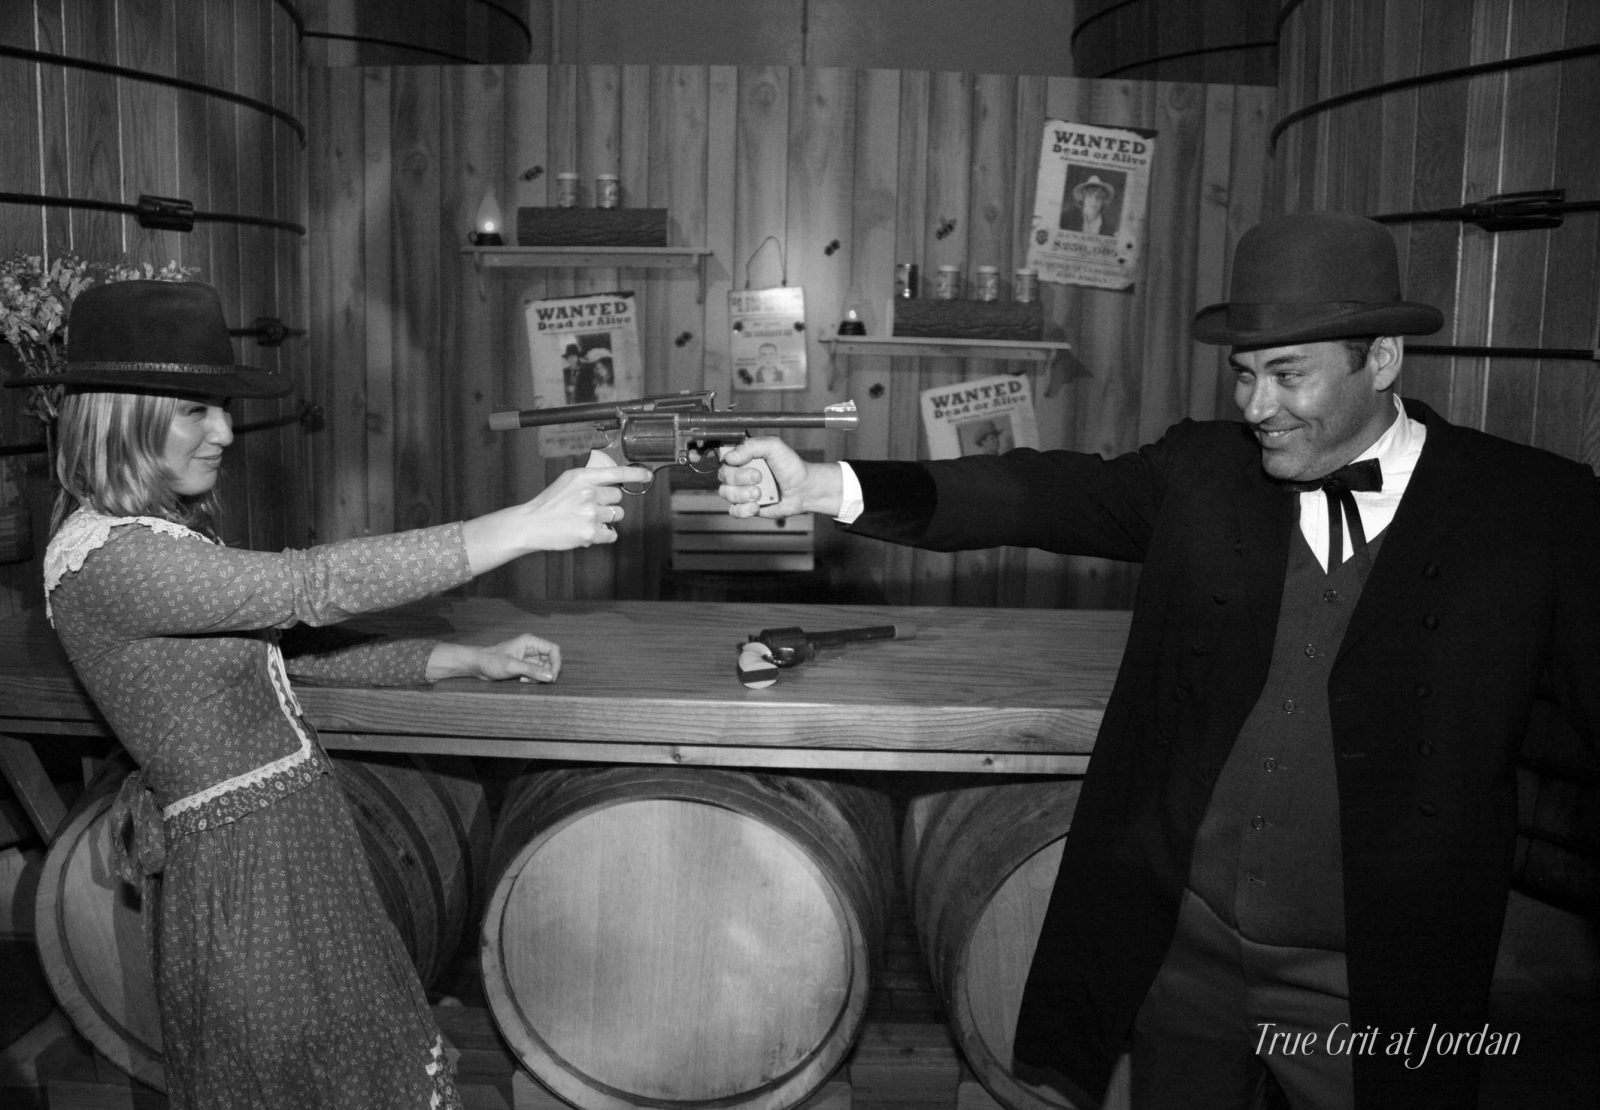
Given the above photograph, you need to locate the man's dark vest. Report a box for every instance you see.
[1188,525,1387,950]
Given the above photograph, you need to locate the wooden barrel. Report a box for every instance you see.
[1072,0,1279,84]
[32,750,488,1092]
[0,0,307,575]
[301,0,538,65]
[481,764,895,1110]
[32,755,165,1090]
[1272,0,1600,448]
[902,777,1083,1110]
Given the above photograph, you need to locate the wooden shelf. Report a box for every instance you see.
[461,245,710,269]
[824,335,1072,362]
[462,245,713,301]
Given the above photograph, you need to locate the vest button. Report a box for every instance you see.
[1250,815,1266,830]
[1213,591,1230,605]
[1190,643,1208,656]
[1423,562,1440,579]
[1264,757,1278,772]
[1419,802,1438,817]
[1304,643,1317,657]
[1281,699,1296,714]
[1415,683,1432,698]
[1322,588,1341,603]
[1422,613,1439,629]
[1418,741,1434,756]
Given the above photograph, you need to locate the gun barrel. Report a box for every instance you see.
[806,623,916,649]
[679,408,859,434]
[488,390,716,432]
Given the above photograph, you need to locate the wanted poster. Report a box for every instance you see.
[1025,119,1157,292]
[521,291,643,457]
[920,373,1040,460]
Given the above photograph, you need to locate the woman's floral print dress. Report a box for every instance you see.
[45,509,474,1110]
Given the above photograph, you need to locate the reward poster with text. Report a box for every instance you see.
[1026,119,1157,292]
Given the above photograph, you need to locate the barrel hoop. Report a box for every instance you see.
[300,32,478,64]
[273,0,307,37]
[1095,41,1278,81]
[0,44,305,144]
[0,190,306,237]
[1269,42,1600,154]
[1069,0,1141,48]
[479,0,535,51]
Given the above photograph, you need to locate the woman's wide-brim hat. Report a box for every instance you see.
[1191,211,1443,347]
[3,279,293,399]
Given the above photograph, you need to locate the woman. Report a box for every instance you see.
[11,279,648,1109]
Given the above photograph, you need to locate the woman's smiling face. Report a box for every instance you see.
[162,398,233,496]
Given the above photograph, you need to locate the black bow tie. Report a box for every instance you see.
[1284,458,1383,572]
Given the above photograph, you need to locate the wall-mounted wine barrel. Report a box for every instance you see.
[299,0,539,65]
[1072,0,1279,84]
[1272,0,1600,457]
[0,0,308,605]
[901,777,1084,1110]
[481,764,895,1110]
[32,750,487,1091]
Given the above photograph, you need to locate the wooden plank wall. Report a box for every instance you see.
[1273,0,1600,469]
[0,0,306,619]
[305,64,1275,608]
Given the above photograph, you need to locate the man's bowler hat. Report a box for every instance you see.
[3,280,293,399]
[1191,211,1443,347]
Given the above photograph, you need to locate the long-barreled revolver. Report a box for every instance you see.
[488,390,858,501]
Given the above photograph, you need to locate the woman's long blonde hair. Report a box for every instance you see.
[50,391,223,539]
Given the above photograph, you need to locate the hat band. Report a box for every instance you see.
[1226,300,1376,330]
[65,360,237,376]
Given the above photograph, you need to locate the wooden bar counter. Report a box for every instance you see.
[0,597,1129,814]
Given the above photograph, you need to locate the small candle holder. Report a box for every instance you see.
[468,187,504,245]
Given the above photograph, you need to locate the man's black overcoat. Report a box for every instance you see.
[848,399,1600,1109]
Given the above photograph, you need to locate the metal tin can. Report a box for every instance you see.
[596,174,620,209]
[556,173,580,208]
[934,264,962,300]
[894,262,919,299]
[975,265,1001,302]
[1013,267,1038,304]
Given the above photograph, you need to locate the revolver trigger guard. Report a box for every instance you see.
[687,452,722,475]
[621,475,655,496]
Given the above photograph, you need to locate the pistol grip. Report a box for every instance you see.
[749,457,779,507]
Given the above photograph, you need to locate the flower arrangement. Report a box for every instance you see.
[1,253,199,425]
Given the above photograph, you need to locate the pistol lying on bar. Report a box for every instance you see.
[736,622,919,688]
[488,390,858,501]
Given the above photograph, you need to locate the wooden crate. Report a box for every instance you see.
[669,489,815,574]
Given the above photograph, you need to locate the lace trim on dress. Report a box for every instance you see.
[41,509,330,833]
[43,509,211,625]
[427,1034,463,1110]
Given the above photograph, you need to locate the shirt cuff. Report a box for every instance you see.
[836,462,865,523]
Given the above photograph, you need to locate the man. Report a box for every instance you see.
[1062,174,1117,236]
[755,341,785,384]
[718,212,1600,1109]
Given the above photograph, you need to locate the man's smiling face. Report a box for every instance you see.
[1231,338,1400,482]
